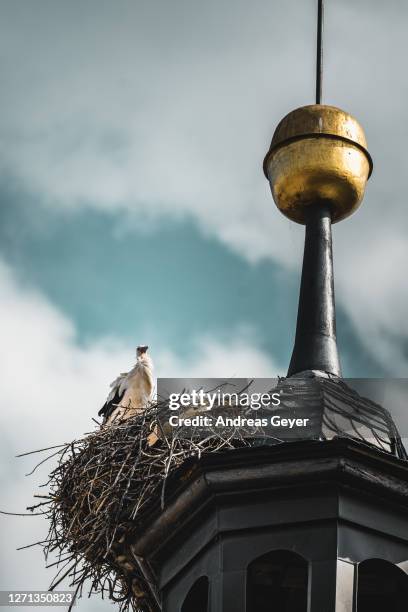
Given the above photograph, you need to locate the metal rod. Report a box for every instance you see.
[287,203,341,377]
[316,0,324,104]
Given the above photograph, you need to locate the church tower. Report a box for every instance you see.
[128,2,408,610]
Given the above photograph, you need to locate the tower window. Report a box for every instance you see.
[247,550,308,612]
[357,559,408,612]
[181,576,209,612]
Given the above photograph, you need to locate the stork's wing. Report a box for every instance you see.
[98,372,128,419]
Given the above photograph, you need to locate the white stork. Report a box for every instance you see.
[98,345,154,425]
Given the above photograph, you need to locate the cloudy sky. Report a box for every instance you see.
[0,1,407,610]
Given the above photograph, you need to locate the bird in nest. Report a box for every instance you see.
[98,345,154,426]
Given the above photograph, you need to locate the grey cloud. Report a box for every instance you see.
[0,1,406,369]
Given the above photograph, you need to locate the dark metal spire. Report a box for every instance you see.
[264,0,371,378]
[316,0,324,104]
[287,204,341,377]
[287,0,341,377]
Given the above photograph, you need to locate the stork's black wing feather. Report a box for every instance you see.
[98,387,125,419]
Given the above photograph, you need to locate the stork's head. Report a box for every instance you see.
[136,345,152,370]
[137,345,149,357]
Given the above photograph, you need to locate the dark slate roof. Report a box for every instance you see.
[260,371,407,460]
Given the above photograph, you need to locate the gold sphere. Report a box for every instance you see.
[263,105,373,224]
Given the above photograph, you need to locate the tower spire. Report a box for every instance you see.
[289,0,340,376]
[316,0,324,104]
[287,203,340,376]
[263,0,372,377]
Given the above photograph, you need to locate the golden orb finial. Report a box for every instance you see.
[263,105,373,224]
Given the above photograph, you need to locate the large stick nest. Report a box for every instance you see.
[33,402,256,611]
